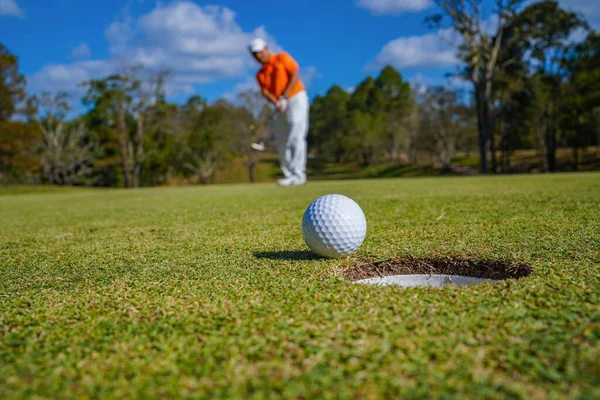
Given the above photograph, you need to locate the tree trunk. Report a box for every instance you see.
[407,108,419,165]
[390,124,403,163]
[478,128,488,174]
[540,107,550,172]
[545,124,556,172]
[248,159,256,183]
[408,143,417,165]
[483,80,495,174]
[118,104,132,188]
[440,144,453,171]
[500,121,508,173]
[544,87,560,173]
[573,146,578,171]
[489,123,497,173]
[596,117,600,159]
[474,83,488,174]
[133,111,144,188]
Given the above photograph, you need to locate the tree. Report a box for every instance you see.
[374,66,414,163]
[346,110,386,166]
[510,0,584,172]
[561,32,600,167]
[178,100,248,184]
[237,89,274,182]
[494,80,535,171]
[83,65,168,187]
[0,44,39,183]
[84,74,136,187]
[37,92,95,185]
[310,69,416,167]
[419,86,472,170]
[131,69,168,187]
[346,77,387,165]
[428,0,524,173]
[308,85,351,163]
[0,43,27,122]
[39,121,95,185]
[139,99,179,186]
[0,121,41,183]
[409,82,429,165]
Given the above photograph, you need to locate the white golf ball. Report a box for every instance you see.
[302,194,367,258]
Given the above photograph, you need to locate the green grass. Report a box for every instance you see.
[1,173,599,399]
[215,147,600,184]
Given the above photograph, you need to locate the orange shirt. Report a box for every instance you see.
[256,52,305,100]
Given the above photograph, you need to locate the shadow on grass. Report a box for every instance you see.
[254,250,321,261]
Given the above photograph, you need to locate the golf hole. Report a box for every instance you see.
[341,256,533,288]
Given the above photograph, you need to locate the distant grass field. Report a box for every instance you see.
[216,146,600,184]
[1,173,599,399]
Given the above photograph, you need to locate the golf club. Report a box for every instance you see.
[251,114,278,152]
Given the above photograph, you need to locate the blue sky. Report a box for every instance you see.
[1,0,597,106]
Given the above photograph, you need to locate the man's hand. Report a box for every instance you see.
[262,89,278,107]
[276,96,288,112]
[262,89,287,112]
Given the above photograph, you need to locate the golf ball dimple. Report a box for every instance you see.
[302,194,367,258]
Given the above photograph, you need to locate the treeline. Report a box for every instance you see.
[311,0,600,173]
[0,64,273,187]
[0,0,599,187]
[309,69,475,171]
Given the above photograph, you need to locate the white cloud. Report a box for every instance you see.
[366,28,459,71]
[30,1,279,97]
[164,82,195,97]
[568,27,588,43]
[557,0,600,29]
[71,43,91,59]
[482,14,499,35]
[106,2,278,82]
[301,66,321,89]
[0,0,23,17]
[356,0,433,15]
[409,72,435,95]
[30,60,115,94]
[519,0,598,30]
[444,75,473,103]
[364,1,597,77]
[222,76,258,102]
[105,13,134,52]
[410,72,431,85]
[409,73,472,103]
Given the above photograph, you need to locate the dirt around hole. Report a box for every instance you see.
[340,256,533,282]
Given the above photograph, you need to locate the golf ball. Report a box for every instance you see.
[302,194,367,258]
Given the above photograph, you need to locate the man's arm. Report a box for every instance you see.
[255,73,277,105]
[261,88,278,105]
[282,70,299,99]
[279,52,301,100]
[261,70,298,103]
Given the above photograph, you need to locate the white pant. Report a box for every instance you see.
[274,91,309,181]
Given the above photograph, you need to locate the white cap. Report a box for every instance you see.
[248,38,267,53]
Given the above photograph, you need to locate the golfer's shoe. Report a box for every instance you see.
[291,177,306,186]
[276,177,296,186]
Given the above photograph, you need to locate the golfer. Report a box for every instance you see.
[249,38,309,186]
